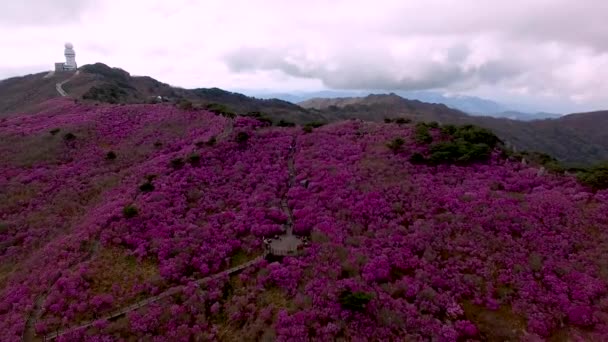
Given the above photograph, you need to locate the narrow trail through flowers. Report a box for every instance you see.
[38,132,300,341]
[268,135,304,255]
[41,254,266,341]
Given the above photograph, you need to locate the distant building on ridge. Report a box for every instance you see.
[55,43,78,72]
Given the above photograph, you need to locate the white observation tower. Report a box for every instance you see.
[55,42,77,71]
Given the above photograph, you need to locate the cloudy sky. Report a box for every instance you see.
[2,0,607,113]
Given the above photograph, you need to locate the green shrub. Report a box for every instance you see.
[414,123,433,144]
[50,128,61,135]
[384,118,393,123]
[63,133,76,141]
[427,121,439,128]
[123,205,138,218]
[303,126,313,133]
[386,138,405,153]
[145,174,157,182]
[206,103,236,118]
[236,132,250,144]
[452,124,500,147]
[277,120,296,127]
[170,158,185,169]
[206,136,217,146]
[139,182,155,192]
[82,84,128,104]
[577,163,608,190]
[188,153,201,165]
[395,118,411,124]
[257,116,273,126]
[338,290,373,312]
[246,111,263,117]
[106,151,117,160]
[177,99,193,110]
[440,124,457,136]
[428,141,492,164]
[308,121,326,128]
[154,141,163,148]
[409,152,426,164]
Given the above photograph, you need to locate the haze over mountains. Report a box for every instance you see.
[1,63,607,166]
[244,90,562,121]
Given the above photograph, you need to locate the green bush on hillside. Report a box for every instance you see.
[428,141,492,164]
[452,124,501,147]
[82,84,128,104]
[206,103,236,118]
[236,132,250,144]
[188,153,201,165]
[123,205,138,218]
[277,120,296,127]
[386,138,405,153]
[170,158,185,169]
[139,182,155,192]
[414,123,433,144]
[177,99,193,110]
[577,163,608,190]
[63,133,76,141]
[206,136,217,146]
[245,111,273,126]
[338,290,373,312]
[411,123,501,165]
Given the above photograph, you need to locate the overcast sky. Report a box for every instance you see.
[1,0,607,113]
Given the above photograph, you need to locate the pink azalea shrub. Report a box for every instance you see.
[1,100,608,340]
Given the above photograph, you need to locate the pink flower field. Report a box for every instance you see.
[1,99,608,341]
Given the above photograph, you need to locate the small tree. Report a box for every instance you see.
[236,132,250,144]
[188,153,201,165]
[395,118,411,124]
[139,182,155,192]
[338,290,373,312]
[577,163,608,190]
[177,99,193,110]
[206,136,217,146]
[106,151,117,160]
[123,205,138,218]
[63,133,76,141]
[170,158,185,169]
[50,128,61,135]
[414,123,432,144]
[409,153,426,164]
[277,120,296,127]
[386,138,405,153]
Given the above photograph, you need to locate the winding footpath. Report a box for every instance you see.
[33,130,300,341]
[55,71,80,97]
[42,254,266,341]
[268,135,303,255]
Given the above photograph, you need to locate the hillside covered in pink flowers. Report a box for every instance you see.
[2,98,608,341]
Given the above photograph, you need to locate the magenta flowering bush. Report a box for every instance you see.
[1,100,608,340]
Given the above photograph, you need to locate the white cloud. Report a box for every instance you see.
[1,0,607,112]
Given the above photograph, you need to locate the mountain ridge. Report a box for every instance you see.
[1,63,607,166]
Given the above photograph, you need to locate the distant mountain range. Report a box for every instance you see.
[242,90,561,121]
[1,62,606,166]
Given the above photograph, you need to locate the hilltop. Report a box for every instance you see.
[0,63,320,124]
[299,94,608,166]
[1,99,608,340]
[2,64,608,166]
